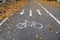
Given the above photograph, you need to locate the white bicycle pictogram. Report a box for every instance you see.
[17,20,43,29]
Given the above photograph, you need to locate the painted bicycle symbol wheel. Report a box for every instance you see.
[17,20,43,29]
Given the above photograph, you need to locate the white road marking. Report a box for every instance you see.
[35,1,60,24]
[29,9,32,16]
[33,23,43,29]
[17,20,43,29]
[0,17,8,26]
[17,23,26,29]
[36,9,42,15]
[20,9,25,15]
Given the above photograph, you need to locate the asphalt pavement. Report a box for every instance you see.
[0,0,60,40]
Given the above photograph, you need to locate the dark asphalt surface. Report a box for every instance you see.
[0,0,60,40]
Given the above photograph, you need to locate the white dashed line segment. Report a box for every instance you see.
[36,9,42,15]
[20,9,25,15]
[29,9,32,16]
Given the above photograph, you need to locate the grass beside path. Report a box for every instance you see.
[0,0,28,20]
